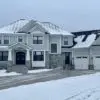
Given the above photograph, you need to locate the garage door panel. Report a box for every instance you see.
[74,56,88,70]
[93,56,100,70]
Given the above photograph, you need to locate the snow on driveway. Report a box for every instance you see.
[0,73,100,100]
[0,69,52,77]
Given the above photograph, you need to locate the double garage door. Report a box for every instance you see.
[74,56,89,70]
[93,56,100,70]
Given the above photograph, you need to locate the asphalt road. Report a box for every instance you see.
[0,69,98,90]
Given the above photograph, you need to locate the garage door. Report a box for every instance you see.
[93,56,100,70]
[74,56,89,70]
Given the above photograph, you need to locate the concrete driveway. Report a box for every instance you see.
[0,69,98,90]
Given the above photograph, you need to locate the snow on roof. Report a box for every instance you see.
[37,22,72,36]
[0,19,30,33]
[73,34,96,48]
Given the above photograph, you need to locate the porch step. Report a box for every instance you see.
[11,65,28,74]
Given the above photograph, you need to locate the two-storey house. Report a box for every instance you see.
[0,19,73,71]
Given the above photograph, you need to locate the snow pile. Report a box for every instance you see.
[74,34,96,48]
[0,70,21,77]
[0,69,52,77]
[28,69,52,74]
[0,73,100,100]
[0,19,30,33]
[37,22,72,35]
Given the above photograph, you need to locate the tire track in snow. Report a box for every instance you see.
[65,87,100,100]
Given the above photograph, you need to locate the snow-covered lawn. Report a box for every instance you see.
[0,73,100,100]
[0,69,52,77]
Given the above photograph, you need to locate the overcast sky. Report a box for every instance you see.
[0,0,100,32]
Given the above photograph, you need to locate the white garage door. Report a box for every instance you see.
[93,56,100,70]
[74,56,89,70]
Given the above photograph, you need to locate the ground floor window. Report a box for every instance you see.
[33,51,44,61]
[0,51,8,61]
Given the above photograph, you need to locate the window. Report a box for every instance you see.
[76,57,81,59]
[51,43,57,53]
[96,56,100,58]
[4,36,9,44]
[64,37,68,45]
[0,51,8,61]
[0,40,1,44]
[18,36,23,42]
[33,36,43,44]
[33,51,44,61]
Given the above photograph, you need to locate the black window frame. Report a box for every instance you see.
[4,36,9,45]
[33,36,43,44]
[4,40,9,44]
[33,51,44,61]
[18,36,23,42]
[0,51,8,61]
[51,43,57,53]
[64,37,68,45]
[0,40,1,44]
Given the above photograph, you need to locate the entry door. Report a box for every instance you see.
[65,53,70,64]
[16,52,25,65]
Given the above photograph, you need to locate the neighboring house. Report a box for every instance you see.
[72,30,100,70]
[0,19,73,71]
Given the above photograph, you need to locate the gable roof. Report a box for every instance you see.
[73,34,96,48]
[0,19,72,36]
[36,22,72,36]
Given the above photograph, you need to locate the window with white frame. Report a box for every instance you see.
[64,37,68,45]
[18,36,23,42]
[33,36,43,44]
[51,43,57,53]
[0,51,8,61]
[4,36,9,44]
[33,51,44,61]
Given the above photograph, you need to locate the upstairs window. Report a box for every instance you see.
[33,36,43,44]
[18,36,23,42]
[33,51,44,61]
[4,36,9,44]
[64,37,68,45]
[0,51,8,61]
[0,39,1,44]
[51,43,57,53]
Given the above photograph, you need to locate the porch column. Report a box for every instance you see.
[7,49,13,72]
[26,49,30,61]
[26,49,31,69]
[8,49,12,61]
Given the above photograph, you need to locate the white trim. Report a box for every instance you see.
[32,50,45,67]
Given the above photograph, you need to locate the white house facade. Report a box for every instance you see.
[0,19,74,72]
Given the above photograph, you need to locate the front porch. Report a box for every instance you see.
[8,43,32,72]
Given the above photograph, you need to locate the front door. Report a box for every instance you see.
[16,52,25,65]
[65,52,70,64]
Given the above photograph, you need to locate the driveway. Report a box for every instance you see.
[0,69,98,90]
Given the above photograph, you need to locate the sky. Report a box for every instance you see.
[0,0,100,32]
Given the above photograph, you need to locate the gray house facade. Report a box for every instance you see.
[0,19,73,71]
